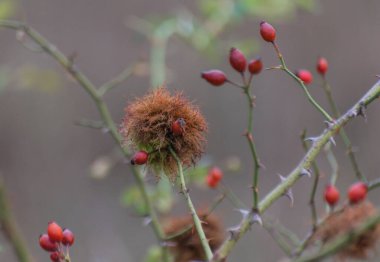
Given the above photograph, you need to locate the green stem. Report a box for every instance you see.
[272,42,333,122]
[0,180,32,262]
[169,147,213,261]
[300,129,320,232]
[292,213,380,262]
[243,87,261,211]
[212,80,380,261]
[321,77,366,182]
[0,20,169,261]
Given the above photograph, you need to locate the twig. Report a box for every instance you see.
[98,64,136,97]
[368,178,380,191]
[169,146,213,260]
[321,77,366,182]
[300,129,320,232]
[0,20,169,261]
[324,142,339,186]
[0,180,32,262]
[272,42,333,122]
[291,213,380,262]
[212,79,380,261]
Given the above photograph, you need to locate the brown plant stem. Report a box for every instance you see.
[321,77,367,182]
[0,180,32,262]
[211,79,380,261]
[0,20,169,262]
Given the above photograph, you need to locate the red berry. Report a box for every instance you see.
[50,251,61,262]
[208,167,223,182]
[201,70,227,86]
[47,221,63,242]
[317,57,328,75]
[206,175,218,188]
[171,118,186,136]
[296,69,313,85]
[229,48,247,73]
[39,234,58,252]
[248,58,263,75]
[348,182,368,204]
[260,21,276,42]
[324,185,340,206]
[62,229,75,246]
[131,151,149,165]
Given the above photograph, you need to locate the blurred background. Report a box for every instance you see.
[0,0,380,261]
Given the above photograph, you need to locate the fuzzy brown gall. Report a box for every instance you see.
[260,21,276,42]
[348,182,368,204]
[248,58,263,75]
[296,69,313,85]
[201,70,227,86]
[317,57,328,75]
[121,87,207,180]
[324,184,340,206]
[164,211,224,262]
[131,151,149,165]
[313,201,380,260]
[229,47,247,73]
[39,234,58,252]
[47,221,63,242]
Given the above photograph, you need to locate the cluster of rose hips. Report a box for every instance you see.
[130,118,186,166]
[39,221,75,261]
[206,167,224,188]
[324,182,368,207]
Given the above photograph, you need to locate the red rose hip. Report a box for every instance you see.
[317,57,328,75]
[171,118,186,136]
[324,185,340,206]
[62,229,75,246]
[50,251,61,262]
[201,70,227,86]
[47,221,63,242]
[248,58,263,75]
[208,167,223,182]
[348,182,367,204]
[206,175,218,188]
[260,21,276,42]
[131,151,149,165]
[296,69,313,85]
[39,234,58,252]
[229,47,247,73]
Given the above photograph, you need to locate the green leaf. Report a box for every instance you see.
[151,176,174,214]
[0,0,16,20]
[144,245,173,262]
[120,185,148,215]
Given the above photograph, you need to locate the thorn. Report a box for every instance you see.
[376,75,380,78]
[300,168,312,178]
[259,161,266,170]
[357,103,367,122]
[265,65,282,70]
[251,212,263,226]
[329,136,336,146]
[142,216,152,226]
[324,120,335,128]
[304,136,318,143]
[235,208,250,218]
[277,173,286,182]
[284,188,294,207]
[161,241,176,247]
[227,225,241,241]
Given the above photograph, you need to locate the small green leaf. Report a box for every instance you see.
[120,185,148,215]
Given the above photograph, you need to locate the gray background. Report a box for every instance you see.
[0,0,380,261]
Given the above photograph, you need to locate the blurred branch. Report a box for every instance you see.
[324,142,339,186]
[0,20,169,261]
[0,180,32,262]
[98,63,137,97]
[212,79,380,261]
[321,77,366,182]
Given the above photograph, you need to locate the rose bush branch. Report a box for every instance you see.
[0,20,169,260]
[212,79,380,261]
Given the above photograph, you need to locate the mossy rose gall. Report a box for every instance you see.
[121,87,207,180]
